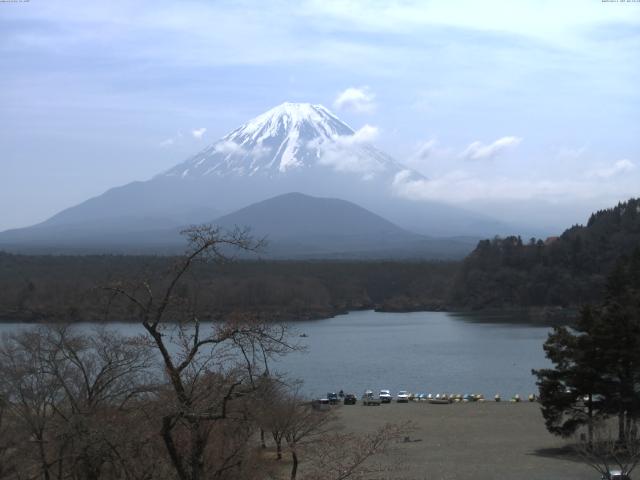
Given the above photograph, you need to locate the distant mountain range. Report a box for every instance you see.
[0,102,508,256]
[0,192,478,258]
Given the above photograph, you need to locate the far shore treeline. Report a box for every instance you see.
[1,198,638,324]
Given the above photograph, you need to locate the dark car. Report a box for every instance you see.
[343,394,357,405]
[311,398,330,411]
[327,392,339,405]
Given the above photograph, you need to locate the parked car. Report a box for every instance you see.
[379,389,392,403]
[311,398,330,411]
[396,390,410,403]
[327,392,339,405]
[362,390,381,406]
[602,471,631,480]
[343,393,357,405]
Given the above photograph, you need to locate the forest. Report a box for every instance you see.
[1,198,638,323]
[0,254,457,323]
[452,198,640,309]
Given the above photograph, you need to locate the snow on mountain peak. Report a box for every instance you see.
[234,102,354,141]
[163,102,410,180]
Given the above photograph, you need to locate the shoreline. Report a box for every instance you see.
[0,305,577,326]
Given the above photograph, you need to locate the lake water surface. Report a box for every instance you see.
[275,310,551,398]
[0,310,552,399]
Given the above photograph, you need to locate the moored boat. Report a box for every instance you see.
[428,394,451,404]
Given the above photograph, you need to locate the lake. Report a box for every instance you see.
[0,310,552,399]
[275,310,551,398]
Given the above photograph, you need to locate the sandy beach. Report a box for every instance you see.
[332,401,594,480]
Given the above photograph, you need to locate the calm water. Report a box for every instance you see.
[0,310,551,399]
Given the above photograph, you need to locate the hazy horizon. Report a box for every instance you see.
[1,1,639,234]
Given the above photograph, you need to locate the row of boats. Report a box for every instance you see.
[360,390,537,404]
[414,393,537,403]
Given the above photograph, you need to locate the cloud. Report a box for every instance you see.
[316,124,384,176]
[213,139,246,155]
[158,131,184,148]
[341,124,379,144]
[300,1,640,50]
[391,165,639,205]
[333,87,376,113]
[392,169,563,203]
[310,124,379,149]
[587,159,635,179]
[317,150,385,176]
[414,139,437,161]
[10,2,639,69]
[251,144,272,158]
[192,127,207,139]
[402,139,446,174]
[461,136,522,160]
[555,145,588,161]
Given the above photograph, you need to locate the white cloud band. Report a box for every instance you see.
[333,86,376,113]
[461,136,522,161]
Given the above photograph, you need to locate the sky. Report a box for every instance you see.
[1,0,639,232]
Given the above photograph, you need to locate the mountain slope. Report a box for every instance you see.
[214,192,410,238]
[212,193,477,259]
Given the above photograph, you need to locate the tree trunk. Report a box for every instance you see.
[162,416,189,480]
[272,432,282,460]
[587,393,593,447]
[290,449,298,480]
[36,433,51,480]
[189,422,207,480]
[618,410,626,442]
[260,429,266,449]
[82,462,101,480]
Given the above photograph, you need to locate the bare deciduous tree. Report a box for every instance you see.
[574,423,640,479]
[283,394,334,480]
[302,422,410,480]
[0,225,404,480]
[106,225,296,480]
[39,326,155,480]
[0,326,158,480]
[0,328,64,480]
[0,391,19,480]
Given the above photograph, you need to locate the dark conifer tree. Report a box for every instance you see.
[533,248,640,442]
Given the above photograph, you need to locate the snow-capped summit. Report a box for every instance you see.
[163,102,407,179]
[233,102,353,141]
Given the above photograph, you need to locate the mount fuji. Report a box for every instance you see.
[164,102,403,179]
[0,102,507,255]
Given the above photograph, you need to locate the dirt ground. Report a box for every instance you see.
[331,401,595,480]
